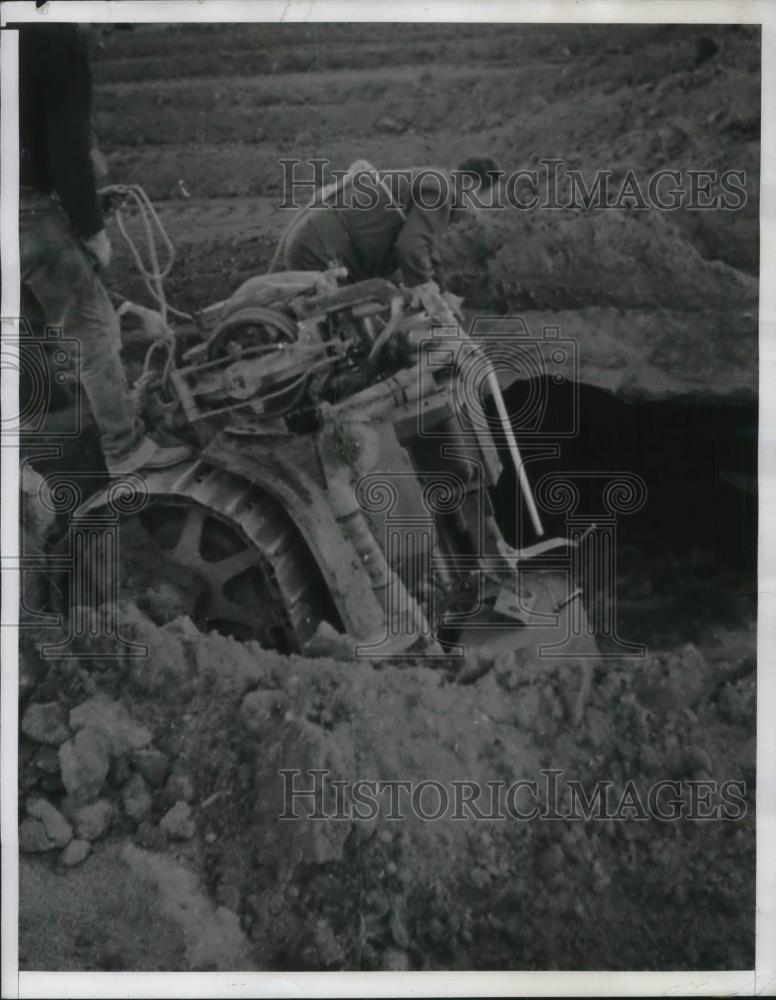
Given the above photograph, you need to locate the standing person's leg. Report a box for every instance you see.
[20,203,190,472]
[65,258,145,464]
[20,205,142,464]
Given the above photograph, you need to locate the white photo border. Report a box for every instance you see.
[1,2,772,997]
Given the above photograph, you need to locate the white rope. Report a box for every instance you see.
[100,183,193,325]
[100,183,196,387]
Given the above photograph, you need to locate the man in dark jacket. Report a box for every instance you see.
[19,24,190,474]
[283,158,499,288]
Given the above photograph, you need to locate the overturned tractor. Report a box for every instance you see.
[74,267,598,663]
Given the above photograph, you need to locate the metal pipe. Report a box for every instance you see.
[484,366,544,537]
[423,292,543,538]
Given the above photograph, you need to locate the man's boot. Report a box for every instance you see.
[106,436,193,476]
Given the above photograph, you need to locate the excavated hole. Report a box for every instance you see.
[491,377,757,649]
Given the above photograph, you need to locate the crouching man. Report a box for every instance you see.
[283,157,499,289]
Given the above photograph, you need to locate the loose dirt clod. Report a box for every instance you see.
[69,696,152,757]
[21,703,70,747]
[160,802,196,841]
[68,800,115,842]
[122,774,153,824]
[26,799,73,849]
[20,819,56,854]
[58,729,111,805]
[59,839,91,868]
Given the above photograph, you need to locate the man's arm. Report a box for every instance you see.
[393,203,450,288]
[42,26,104,239]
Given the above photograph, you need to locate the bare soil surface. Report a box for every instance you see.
[19,22,758,973]
[19,602,755,971]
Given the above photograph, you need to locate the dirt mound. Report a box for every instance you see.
[19,601,755,971]
[441,210,757,401]
[455,209,757,314]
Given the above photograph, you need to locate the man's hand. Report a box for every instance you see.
[82,229,112,272]
[116,300,171,343]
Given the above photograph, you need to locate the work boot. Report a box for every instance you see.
[106,436,193,476]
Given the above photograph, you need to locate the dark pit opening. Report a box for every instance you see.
[491,377,758,649]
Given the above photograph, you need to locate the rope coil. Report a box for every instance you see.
[100,183,193,386]
[100,183,192,325]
